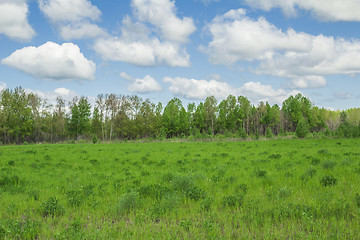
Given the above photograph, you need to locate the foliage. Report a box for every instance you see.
[320,175,338,187]
[1,87,360,144]
[41,197,64,218]
[296,119,309,138]
[0,139,360,238]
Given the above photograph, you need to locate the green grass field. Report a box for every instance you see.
[1,138,360,239]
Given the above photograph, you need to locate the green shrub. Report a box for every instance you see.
[320,175,337,187]
[255,170,267,178]
[222,195,244,208]
[296,120,308,138]
[41,197,64,218]
[266,127,273,138]
[92,135,98,144]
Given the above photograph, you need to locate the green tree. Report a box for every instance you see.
[162,98,183,137]
[0,87,33,144]
[204,96,217,135]
[296,118,309,138]
[69,97,91,139]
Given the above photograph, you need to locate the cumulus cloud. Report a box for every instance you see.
[26,87,78,106]
[164,76,299,104]
[244,0,360,22]
[239,81,300,105]
[121,72,162,93]
[94,0,194,67]
[204,9,360,89]
[94,36,190,67]
[164,77,235,99]
[1,41,96,81]
[290,76,326,89]
[0,0,35,41]
[132,0,196,43]
[39,0,106,40]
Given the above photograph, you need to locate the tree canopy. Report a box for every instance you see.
[0,87,359,144]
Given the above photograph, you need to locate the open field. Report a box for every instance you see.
[1,138,360,239]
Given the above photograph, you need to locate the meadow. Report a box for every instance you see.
[1,138,360,239]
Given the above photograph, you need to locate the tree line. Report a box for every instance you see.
[0,87,359,144]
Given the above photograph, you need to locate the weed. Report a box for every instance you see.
[28,190,40,201]
[318,149,329,154]
[301,167,317,181]
[320,175,337,187]
[310,158,321,165]
[180,220,192,231]
[322,161,337,170]
[138,184,172,200]
[355,193,360,208]
[235,184,249,195]
[7,160,15,166]
[255,170,267,178]
[0,217,41,240]
[200,197,213,211]
[222,194,244,208]
[117,192,140,215]
[57,218,84,239]
[41,197,64,218]
[269,154,282,159]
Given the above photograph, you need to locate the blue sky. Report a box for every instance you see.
[1,0,360,110]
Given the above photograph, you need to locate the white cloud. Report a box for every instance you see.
[204,9,360,89]
[164,76,299,104]
[94,5,192,67]
[334,91,352,100]
[1,41,96,81]
[132,0,196,43]
[39,0,105,40]
[121,73,162,93]
[59,22,107,41]
[0,81,6,91]
[0,0,35,41]
[164,77,235,99]
[39,0,101,22]
[120,72,132,81]
[26,87,78,106]
[204,9,310,64]
[239,82,300,104]
[244,0,360,22]
[290,76,326,89]
[94,36,190,67]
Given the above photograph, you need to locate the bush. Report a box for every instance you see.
[320,175,337,187]
[92,135,98,144]
[255,170,267,178]
[236,128,247,139]
[296,120,309,138]
[265,127,273,138]
[222,195,244,208]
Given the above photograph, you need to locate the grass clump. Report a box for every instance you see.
[320,175,337,187]
[41,197,64,218]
